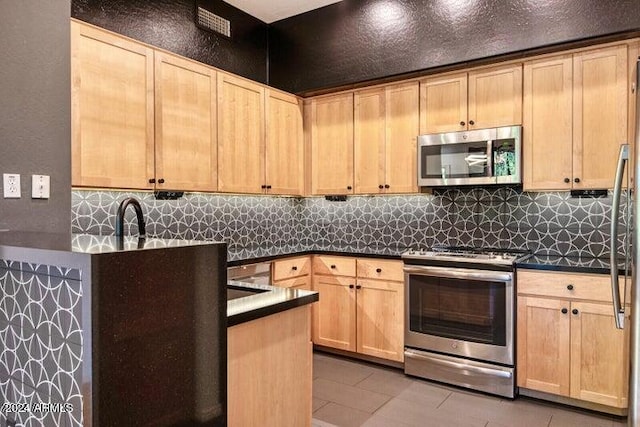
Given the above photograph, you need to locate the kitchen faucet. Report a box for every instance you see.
[115,197,146,238]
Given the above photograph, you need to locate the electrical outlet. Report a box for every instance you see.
[31,174,50,199]
[3,173,21,198]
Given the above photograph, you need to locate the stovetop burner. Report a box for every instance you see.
[402,246,530,266]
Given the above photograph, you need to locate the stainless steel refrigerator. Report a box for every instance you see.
[611,57,640,427]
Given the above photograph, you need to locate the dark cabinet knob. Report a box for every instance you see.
[349,284,355,289]
[266,185,272,189]
[148,178,156,184]
[379,185,384,189]
[261,185,267,189]
[561,308,568,314]
[460,121,465,126]
[564,178,570,183]
[574,178,580,183]
[572,309,579,315]
[347,186,352,190]
[384,184,390,189]
[469,120,475,125]
[376,268,382,273]
[567,284,574,290]
[292,266,297,271]
[330,265,336,269]
[158,178,165,184]
[356,285,362,290]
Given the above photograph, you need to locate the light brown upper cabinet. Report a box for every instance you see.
[420,64,522,134]
[71,21,155,189]
[524,44,629,190]
[217,73,265,194]
[154,52,217,192]
[310,93,355,195]
[354,82,419,194]
[266,90,304,195]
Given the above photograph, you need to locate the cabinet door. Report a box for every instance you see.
[312,275,356,351]
[154,52,217,192]
[419,73,468,134]
[356,279,404,362]
[71,22,154,189]
[570,302,630,408]
[217,73,265,193]
[573,45,628,189]
[523,55,573,191]
[311,93,354,195]
[468,64,523,129]
[386,82,419,193]
[354,88,386,194]
[266,90,304,195]
[517,296,570,396]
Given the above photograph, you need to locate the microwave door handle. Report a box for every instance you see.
[487,140,494,180]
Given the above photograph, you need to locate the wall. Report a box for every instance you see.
[268,0,640,94]
[0,1,71,233]
[71,0,269,83]
[71,189,627,259]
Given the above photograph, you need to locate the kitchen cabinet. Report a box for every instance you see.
[312,256,404,362]
[154,52,217,192]
[273,256,312,290]
[517,270,630,409]
[71,21,155,189]
[266,90,304,195]
[420,64,522,134]
[217,72,265,194]
[523,44,629,190]
[354,82,419,194]
[310,93,354,195]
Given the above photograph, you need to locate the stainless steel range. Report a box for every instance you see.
[402,246,529,398]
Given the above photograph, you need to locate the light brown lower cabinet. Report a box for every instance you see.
[228,305,312,427]
[517,270,630,409]
[312,256,404,362]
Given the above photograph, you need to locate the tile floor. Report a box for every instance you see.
[311,352,627,427]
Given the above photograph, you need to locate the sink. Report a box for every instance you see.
[227,285,268,301]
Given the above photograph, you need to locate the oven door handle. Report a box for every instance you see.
[403,266,512,282]
[405,349,513,379]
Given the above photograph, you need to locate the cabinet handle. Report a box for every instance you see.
[384,184,390,189]
[356,285,362,290]
[261,185,267,189]
[564,177,570,183]
[572,309,579,315]
[567,284,574,290]
[379,185,384,189]
[349,284,355,289]
[148,178,156,184]
[574,178,580,183]
[469,120,475,126]
[561,308,568,314]
[376,268,382,273]
[266,185,272,189]
[330,265,336,269]
[158,178,165,184]
[347,186,352,190]
[292,266,297,271]
[460,121,465,126]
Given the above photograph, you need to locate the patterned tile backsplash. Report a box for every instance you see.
[71,188,629,258]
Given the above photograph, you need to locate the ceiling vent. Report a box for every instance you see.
[197,6,231,38]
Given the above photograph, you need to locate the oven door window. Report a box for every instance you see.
[409,275,506,346]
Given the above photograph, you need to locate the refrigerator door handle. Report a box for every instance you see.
[610,143,629,330]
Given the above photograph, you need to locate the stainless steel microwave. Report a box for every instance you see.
[417,125,522,187]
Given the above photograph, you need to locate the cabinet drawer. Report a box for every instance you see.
[313,256,356,277]
[517,270,629,303]
[273,276,311,290]
[272,256,311,281]
[356,258,404,281]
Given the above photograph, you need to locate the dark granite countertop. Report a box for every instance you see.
[226,280,318,326]
[227,243,408,266]
[516,254,630,275]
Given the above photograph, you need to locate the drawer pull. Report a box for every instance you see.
[376,268,382,273]
[292,266,298,271]
[356,285,362,290]
[566,284,574,290]
[561,308,568,314]
[572,309,579,315]
[330,265,336,269]
[349,284,354,289]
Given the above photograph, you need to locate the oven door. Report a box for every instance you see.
[404,265,514,365]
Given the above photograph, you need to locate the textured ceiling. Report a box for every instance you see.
[223,0,342,23]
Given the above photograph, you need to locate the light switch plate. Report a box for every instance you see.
[3,173,20,198]
[31,175,50,199]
